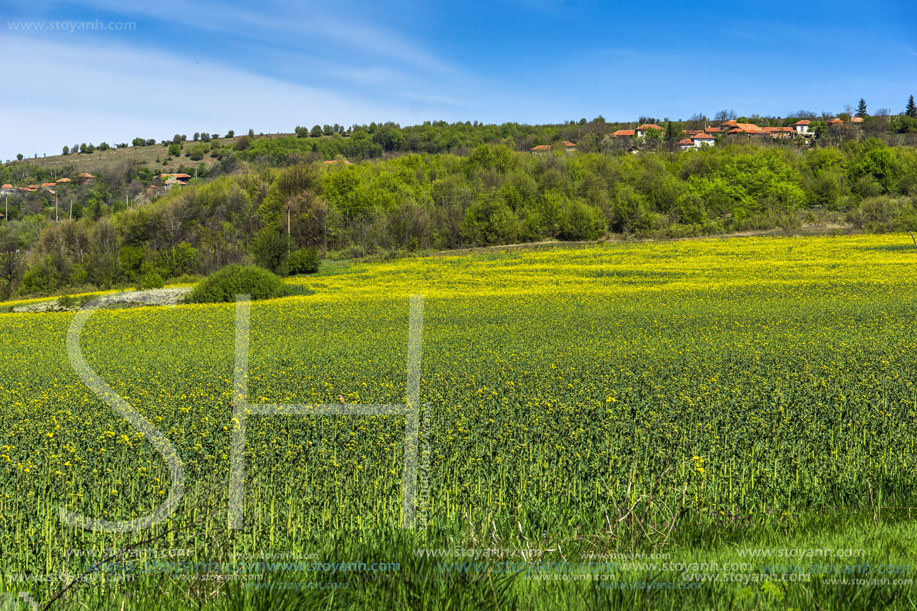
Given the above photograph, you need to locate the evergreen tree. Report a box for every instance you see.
[907,95,917,118]
[664,120,676,142]
[856,98,867,117]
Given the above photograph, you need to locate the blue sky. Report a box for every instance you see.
[1,0,915,160]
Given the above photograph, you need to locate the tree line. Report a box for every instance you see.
[2,137,916,299]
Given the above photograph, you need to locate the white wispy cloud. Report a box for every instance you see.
[0,35,419,159]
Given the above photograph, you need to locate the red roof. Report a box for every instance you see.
[41,182,56,187]
[692,132,714,139]
[1,184,11,189]
[530,144,552,151]
[636,123,662,131]
[611,129,635,137]
[79,172,94,178]
[828,118,844,124]
[55,177,71,183]
[563,141,576,147]
[678,138,695,145]
[722,120,738,127]
[851,116,864,123]
[28,184,39,188]
[792,120,811,126]
[704,127,723,133]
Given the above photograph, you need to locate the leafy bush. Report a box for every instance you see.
[184,265,292,303]
[251,228,293,275]
[288,247,321,274]
[138,271,164,290]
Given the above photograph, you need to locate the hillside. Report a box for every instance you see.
[1,118,916,303]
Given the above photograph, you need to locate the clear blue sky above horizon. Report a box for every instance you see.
[1,0,915,160]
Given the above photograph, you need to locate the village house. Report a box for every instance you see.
[792,120,812,136]
[529,144,552,154]
[635,123,663,138]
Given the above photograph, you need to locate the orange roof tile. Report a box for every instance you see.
[692,132,714,139]
[678,138,695,145]
[612,129,635,137]
[1,184,12,189]
[792,119,811,126]
[79,172,95,178]
[735,122,763,133]
[55,177,71,183]
[704,127,723,133]
[828,118,844,124]
[563,141,576,147]
[850,116,864,123]
[722,120,738,127]
[636,123,662,131]
[530,144,552,151]
[41,182,56,187]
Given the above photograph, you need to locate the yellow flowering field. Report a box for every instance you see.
[1,234,917,601]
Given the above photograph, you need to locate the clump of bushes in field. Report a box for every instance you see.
[287,247,321,275]
[184,264,292,303]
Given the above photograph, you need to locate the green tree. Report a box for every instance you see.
[251,226,292,275]
[62,145,69,155]
[856,98,868,118]
[907,95,917,118]
[288,247,320,274]
[16,153,22,161]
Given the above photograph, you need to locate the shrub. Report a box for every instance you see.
[184,265,292,304]
[138,271,164,290]
[251,227,292,275]
[288,247,321,274]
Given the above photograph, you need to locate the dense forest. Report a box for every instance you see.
[2,116,917,298]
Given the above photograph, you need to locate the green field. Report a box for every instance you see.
[2,234,917,609]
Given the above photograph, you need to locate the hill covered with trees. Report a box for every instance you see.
[2,134,916,299]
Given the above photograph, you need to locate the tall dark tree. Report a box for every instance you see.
[664,120,676,142]
[856,98,868,117]
[906,95,917,118]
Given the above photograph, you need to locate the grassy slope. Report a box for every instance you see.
[4,132,295,176]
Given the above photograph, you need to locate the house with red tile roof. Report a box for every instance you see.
[827,117,844,126]
[691,132,715,146]
[529,144,552,154]
[677,137,697,151]
[635,123,663,138]
[610,129,635,138]
[850,116,864,124]
[792,120,812,136]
